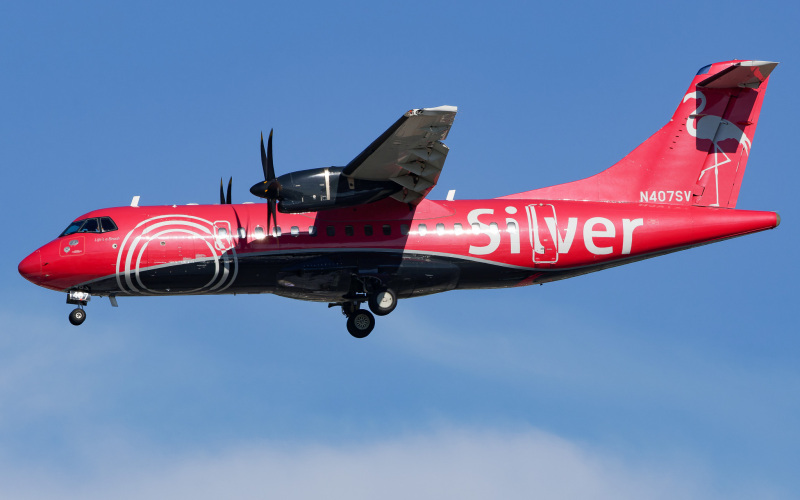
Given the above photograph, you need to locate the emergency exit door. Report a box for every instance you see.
[526,204,558,264]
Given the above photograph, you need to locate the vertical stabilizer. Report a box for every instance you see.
[501,60,777,208]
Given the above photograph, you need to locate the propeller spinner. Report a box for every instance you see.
[250,130,281,234]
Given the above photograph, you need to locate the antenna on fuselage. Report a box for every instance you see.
[130,196,140,207]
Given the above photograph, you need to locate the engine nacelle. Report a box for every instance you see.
[276,167,401,213]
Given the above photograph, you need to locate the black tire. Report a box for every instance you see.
[68,308,86,326]
[368,287,397,316]
[346,309,375,338]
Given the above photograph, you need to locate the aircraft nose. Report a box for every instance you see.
[18,250,42,283]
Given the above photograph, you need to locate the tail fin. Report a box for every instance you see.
[501,60,777,208]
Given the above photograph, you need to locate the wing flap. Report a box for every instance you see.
[343,106,457,204]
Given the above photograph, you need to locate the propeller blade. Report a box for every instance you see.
[260,130,275,181]
[268,199,278,235]
[256,130,281,229]
[260,132,268,180]
[226,177,232,205]
[220,178,225,204]
[266,129,275,181]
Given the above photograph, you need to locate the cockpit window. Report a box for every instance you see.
[81,218,100,233]
[60,220,86,237]
[100,217,118,232]
[59,217,119,237]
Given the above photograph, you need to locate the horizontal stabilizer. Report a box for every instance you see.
[698,60,777,89]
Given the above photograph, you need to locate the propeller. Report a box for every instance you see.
[250,130,281,234]
[219,177,232,204]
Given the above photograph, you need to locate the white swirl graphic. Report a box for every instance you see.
[115,214,238,295]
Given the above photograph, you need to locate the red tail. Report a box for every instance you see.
[501,60,777,208]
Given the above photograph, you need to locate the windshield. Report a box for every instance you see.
[60,220,86,237]
[59,217,119,237]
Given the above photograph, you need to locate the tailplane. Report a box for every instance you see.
[501,60,777,208]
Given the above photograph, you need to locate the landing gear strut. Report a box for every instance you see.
[66,289,90,326]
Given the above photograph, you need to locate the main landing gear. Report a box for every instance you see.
[333,286,398,339]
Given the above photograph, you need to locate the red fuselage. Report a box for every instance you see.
[19,197,779,302]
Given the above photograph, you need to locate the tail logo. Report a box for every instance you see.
[683,91,751,206]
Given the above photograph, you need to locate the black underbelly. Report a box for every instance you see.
[83,250,540,302]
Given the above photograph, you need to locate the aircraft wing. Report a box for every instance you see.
[342,105,457,204]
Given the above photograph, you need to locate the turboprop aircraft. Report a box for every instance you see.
[19,60,781,338]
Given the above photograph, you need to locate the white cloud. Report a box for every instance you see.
[0,427,717,500]
[0,311,126,425]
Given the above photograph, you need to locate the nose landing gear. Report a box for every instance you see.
[66,290,90,326]
[68,307,86,326]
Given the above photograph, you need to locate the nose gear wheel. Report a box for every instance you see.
[69,308,86,326]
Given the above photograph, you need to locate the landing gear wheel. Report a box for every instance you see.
[68,308,86,326]
[346,309,375,339]
[368,287,397,316]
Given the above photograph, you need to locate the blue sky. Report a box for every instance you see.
[2,1,799,498]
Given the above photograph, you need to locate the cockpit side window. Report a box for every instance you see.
[80,219,100,233]
[99,217,118,232]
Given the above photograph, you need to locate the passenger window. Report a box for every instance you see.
[99,217,118,232]
[489,222,499,234]
[238,227,247,239]
[382,225,391,235]
[364,225,373,236]
[507,221,518,233]
[327,226,335,236]
[454,223,464,235]
[273,226,282,237]
[80,218,100,233]
[400,224,409,236]
[418,224,427,236]
[217,227,228,238]
[345,225,354,236]
[291,226,299,236]
[254,226,265,239]
[471,223,480,234]
[308,226,317,236]
[436,223,445,235]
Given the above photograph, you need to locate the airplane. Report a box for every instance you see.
[18,59,781,338]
